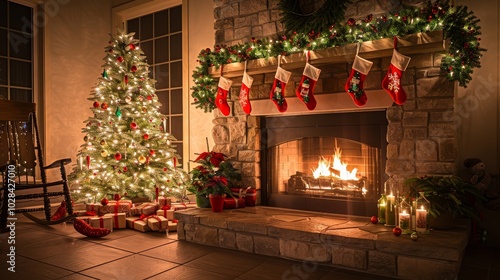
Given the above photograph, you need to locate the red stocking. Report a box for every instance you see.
[215,76,233,116]
[382,49,411,105]
[270,66,291,113]
[239,72,253,114]
[296,63,321,110]
[345,55,373,107]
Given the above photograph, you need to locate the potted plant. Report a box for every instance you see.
[187,150,242,212]
[404,175,486,229]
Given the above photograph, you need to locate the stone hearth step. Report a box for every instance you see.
[174,206,469,280]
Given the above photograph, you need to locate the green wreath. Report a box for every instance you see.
[279,0,352,34]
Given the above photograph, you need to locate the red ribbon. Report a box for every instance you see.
[155,187,159,202]
[99,217,104,228]
[112,213,119,228]
[138,214,164,230]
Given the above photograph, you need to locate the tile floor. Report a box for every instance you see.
[0,214,498,280]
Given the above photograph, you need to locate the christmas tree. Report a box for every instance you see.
[68,30,188,202]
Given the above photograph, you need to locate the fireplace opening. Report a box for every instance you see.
[260,111,388,216]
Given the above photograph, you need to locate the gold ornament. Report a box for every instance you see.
[101,150,108,157]
[138,155,147,164]
[100,139,106,146]
[410,232,419,241]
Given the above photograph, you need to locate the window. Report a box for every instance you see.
[0,0,34,103]
[125,5,184,166]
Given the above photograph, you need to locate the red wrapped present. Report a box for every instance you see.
[158,197,171,208]
[130,202,158,216]
[125,217,150,232]
[104,213,127,229]
[156,209,175,220]
[145,215,168,232]
[90,216,113,231]
[105,199,132,215]
[85,203,101,213]
[230,187,257,206]
[223,197,245,209]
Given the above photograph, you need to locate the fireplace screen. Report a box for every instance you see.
[268,137,380,200]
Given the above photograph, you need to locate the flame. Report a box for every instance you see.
[312,147,358,180]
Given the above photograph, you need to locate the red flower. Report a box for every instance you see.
[210,152,226,167]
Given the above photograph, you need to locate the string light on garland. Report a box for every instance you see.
[190,0,485,112]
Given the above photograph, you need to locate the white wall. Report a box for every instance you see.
[455,0,500,173]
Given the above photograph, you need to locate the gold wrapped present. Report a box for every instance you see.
[158,197,171,208]
[90,216,113,231]
[105,199,133,214]
[130,202,158,216]
[145,215,168,232]
[156,209,175,220]
[104,213,127,229]
[126,217,150,232]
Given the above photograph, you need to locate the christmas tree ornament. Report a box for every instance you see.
[86,155,91,169]
[142,107,147,113]
[101,198,109,206]
[114,193,121,200]
[147,95,153,101]
[131,65,137,72]
[126,43,136,51]
[93,101,100,108]
[114,152,122,161]
[84,136,89,142]
[296,53,320,110]
[100,150,108,157]
[270,60,291,113]
[143,133,149,140]
[239,63,253,114]
[124,75,128,84]
[125,96,132,104]
[123,166,128,172]
[411,232,419,241]
[382,37,411,105]
[102,69,108,78]
[101,102,108,110]
[370,215,379,224]
[149,150,155,156]
[138,155,147,164]
[393,227,402,236]
[215,75,233,116]
[173,157,177,168]
[130,122,138,130]
[100,139,106,146]
[115,107,122,118]
[117,56,124,63]
[345,54,373,107]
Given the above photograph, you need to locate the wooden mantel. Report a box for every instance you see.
[209,30,447,78]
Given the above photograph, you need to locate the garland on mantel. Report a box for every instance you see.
[191,0,485,113]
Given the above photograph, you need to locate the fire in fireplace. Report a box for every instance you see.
[261,111,388,216]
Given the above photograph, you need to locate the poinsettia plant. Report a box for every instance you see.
[188,151,242,197]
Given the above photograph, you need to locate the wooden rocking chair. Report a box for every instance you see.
[0,99,74,231]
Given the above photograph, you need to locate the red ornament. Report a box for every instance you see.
[147,95,152,101]
[114,193,121,201]
[93,101,100,108]
[123,166,128,172]
[86,155,90,169]
[117,56,124,62]
[101,102,108,110]
[101,198,109,206]
[127,44,136,50]
[149,150,155,156]
[432,7,439,15]
[143,134,149,140]
[124,75,128,84]
[114,152,122,161]
[347,18,355,26]
[393,227,402,236]
[130,122,137,130]
[163,167,168,171]
[370,216,379,224]
[131,65,137,72]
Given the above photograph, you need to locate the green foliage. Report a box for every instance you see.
[191,0,485,112]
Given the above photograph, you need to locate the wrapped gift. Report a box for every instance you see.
[104,213,127,229]
[171,202,197,211]
[85,203,101,213]
[74,210,96,217]
[145,215,168,232]
[105,199,133,215]
[223,197,245,209]
[130,203,158,216]
[75,216,94,224]
[230,187,257,207]
[158,197,171,208]
[72,203,87,211]
[168,221,177,232]
[126,217,150,232]
[156,209,175,220]
[90,216,113,231]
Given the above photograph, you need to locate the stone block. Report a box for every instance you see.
[416,162,455,174]
[262,22,276,36]
[234,26,251,40]
[227,219,268,235]
[177,222,185,240]
[438,138,456,161]
[401,68,415,86]
[429,123,455,137]
[253,84,270,100]
[230,121,247,144]
[258,10,270,24]
[398,256,458,280]
[402,84,416,100]
[254,235,279,256]
[247,116,260,127]
[385,159,415,174]
[386,106,403,122]
[193,224,219,246]
[403,111,428,127]
[234,14,258,28]
[219,229,237,249]
[321,228,375,250]
[240,0,267,15]
[427,68,447,77]
[407,53,433,68]
[219,3,239,18]
[200,215,228,228]
[402,99,416,110]
[367,250,396,277]
[364,71,382,90]
[224,29,234,41]
[279,239,331,262]
[332,246,367,270]
[185,229,195,242]
[417,77,454,97]
[433,51,447,67]
[386,143,398,159]
[321,76,339,93]
[399,140,415,160]
[251,26,263,38]
[416,139,438,161]
[386,123,403,143]
[242,162,260,177]
[238,149,259,162]
[404,128,427,139]
[430,110,454,122]
[212,125,230,144]
[247,128,261,150]
[236,233,254,252]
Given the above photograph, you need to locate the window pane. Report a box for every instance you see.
[174,142,183,166]
[170,33,181,60]
[140,40,153,63]
[9,1,32,33]
[10,59,32,87]
[154,36,168,63]
[170,61,182,88]
[170,6,182,33]
[0,1,7,28]
[0,57,8,85]
[10,88,32,103]
[154,9,168,37]
[154,63,169,89]
[10,31,31,60]
[0,87,7,99]
[156,89,169,115]
[0,29,6,56]
[127,18,140,38]
[170,116,182,140]
[140,14,153,40]
[171,89,182,114]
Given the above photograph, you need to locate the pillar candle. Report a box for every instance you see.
[416,206,428,232]
[385,194,396,226]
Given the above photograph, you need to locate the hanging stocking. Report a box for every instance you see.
[296,61,321,110]
[382,38,411,105]
[215,76,233,116]
[270,66,291,113]
[239,71,253,114]
[345,55,373,107]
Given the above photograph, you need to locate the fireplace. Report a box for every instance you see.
[260,111,388,216]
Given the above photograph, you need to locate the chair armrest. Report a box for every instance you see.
[44,158,72,169]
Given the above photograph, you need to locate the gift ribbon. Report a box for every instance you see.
[139,214,164,230]
[99,217,104,228]
[114,200,120,214]
[160,205,171,217]
[112,213,120,228]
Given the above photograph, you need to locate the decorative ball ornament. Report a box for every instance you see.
[143,134,149,140]
[131,65,137,72]
[149,149,155,156]
[117,56,124,62]
[84,136,89,142]
[101,198,109,206]
[123,166,128,172]
[126,43,136,51]
[114,193,121,200]
[93,101,100,108]
[370,216,379,224]
[411,232,419,241]
[101,102,108,110]
[130,122,138,130]
[100,150,108,157]
[100,139,106,146]
[138,155,147,164]
[147,95,152,101]
[393,227,402,236]
[142,107,147,113]
[114,152,122,161]
[125,96,132,104]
